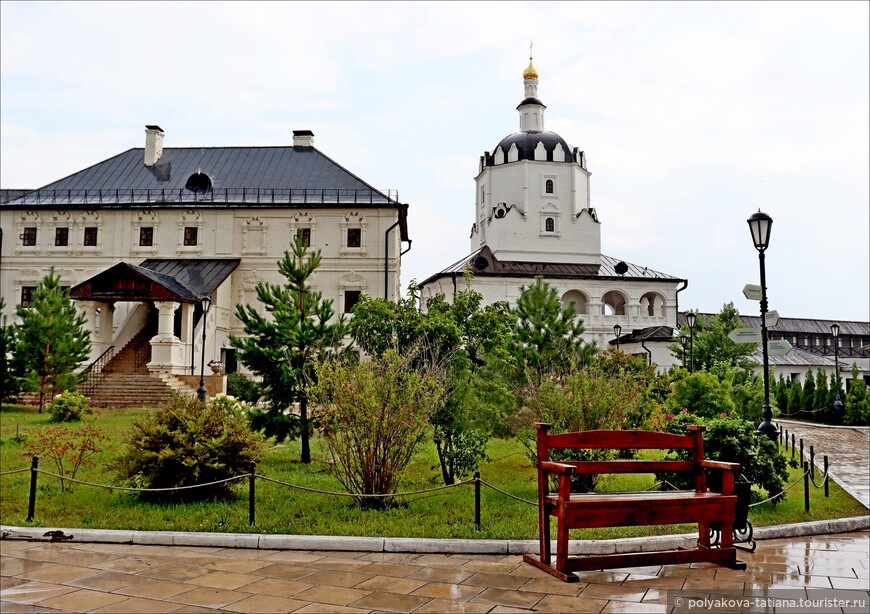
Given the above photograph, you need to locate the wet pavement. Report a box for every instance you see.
[777,420,870,509]
[2,530,868,613]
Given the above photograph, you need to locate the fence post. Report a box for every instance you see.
[784,429,789,452]
[778,425,783,447]
[803,461,810,513]
[27,456,39,522]
[791,434,795,459]
[809,446,815,479]
[474,472,481,532]
[248,462,256,526]
[823,456,829,498]
[799,439,804,462]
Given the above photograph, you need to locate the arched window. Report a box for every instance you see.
[545,179,554,194]
[545,217,555,232]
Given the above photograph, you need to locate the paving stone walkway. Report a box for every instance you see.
[1,531,868,613]
[777,420,870,509]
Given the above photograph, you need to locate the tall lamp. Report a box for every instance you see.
[613,323,622,351]
[831,323,845,415]
[686,312,697,373]
[197,296,212,403]
[747,210,778,440]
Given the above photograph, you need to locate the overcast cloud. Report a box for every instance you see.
[2,1,867,322]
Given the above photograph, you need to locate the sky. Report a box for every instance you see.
[2,1,868,322]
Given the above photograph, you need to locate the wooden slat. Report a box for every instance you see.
[562,547,742,573]
[545,430,696,450]
[556,460,694,474]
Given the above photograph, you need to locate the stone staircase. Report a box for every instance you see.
[87,332,197,408]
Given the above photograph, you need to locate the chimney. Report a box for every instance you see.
[144,125,165,166]
[293,129,314,148]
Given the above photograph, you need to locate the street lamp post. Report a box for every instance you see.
[197,296,212,403]
[686,312,696,373]
[613,323,622,352]
[831,323,845,415]
[680,334,688,368]
[747,210,778,441]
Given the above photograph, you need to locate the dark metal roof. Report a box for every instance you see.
[139,259,241,298]
[420,246,682,286]
[69,259,239,303]
[1,189,32,203]
[757,346,838,368]
[613,326,676,344]
[489,131,575,165]
[677,313,869,336]
[517,97,547,108]
[2,146,399,208]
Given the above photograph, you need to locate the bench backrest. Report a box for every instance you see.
[534,422,706,477]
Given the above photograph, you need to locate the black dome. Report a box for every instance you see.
[491,131,574,165]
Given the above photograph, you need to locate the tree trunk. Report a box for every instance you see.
[300,395,310,463]
[435,439,454,485]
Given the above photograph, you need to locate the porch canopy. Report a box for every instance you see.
[70,259,240,303]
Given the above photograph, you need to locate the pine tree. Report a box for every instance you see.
[844,365,869,426]
[787,379,803,415]
[230,238,347,463]
[773,375,789,414]
[801,369,816,414]
[508,276,595,386]
[12,270,90,412]
[0,298,23,403]
[813,367,830,421]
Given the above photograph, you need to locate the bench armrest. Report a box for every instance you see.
[540,461,576,475]
[698,460,740,472]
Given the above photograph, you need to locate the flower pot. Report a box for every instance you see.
[210,364,223,374]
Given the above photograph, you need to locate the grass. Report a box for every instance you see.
[1,404,866,539]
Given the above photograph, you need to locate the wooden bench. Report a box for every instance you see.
[523,423,746,582]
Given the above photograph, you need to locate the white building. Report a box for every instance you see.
[419,58,686,350]
[1,127,410,397]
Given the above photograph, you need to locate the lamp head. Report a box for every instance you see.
[747,210,773,252]
[680,334,688,346]
[830,323,840,338]
[613,324,622,337]
[686,312,697,328]
[201,296,212,312]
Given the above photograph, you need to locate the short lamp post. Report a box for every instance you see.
[197,296,212,403]
[613,323,622,351]
[747,210,778,441]
[680,334,688,368]
[686,312,697,373]
[831,323,845,415]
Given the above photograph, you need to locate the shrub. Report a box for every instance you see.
[46,390,93,422]
[844,365,870,426]
[22,422,109,491]
[659,411,791,505]
[113,394,266,501]
[665,371,736,419]
[309,351,447,509]
[226,372,262,404]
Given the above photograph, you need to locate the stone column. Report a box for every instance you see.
[149,301,183,374]
[98,302,115,349]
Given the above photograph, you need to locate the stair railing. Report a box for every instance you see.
[79,346,115,397]
[134,336,150,372]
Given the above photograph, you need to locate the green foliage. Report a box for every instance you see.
[665,370,736,419]
[113,394,266,501]
[0,298,23,403]
[22,422,108,491]
[310,351,447,509]
[669,303,758,372]
[844,365,869,426]
[787,379,802,415]
[230,238,348,461]
[661,412,790,505]
[46,390,93,422]
[11,270,91,413]
[507,276,595,386]
[225,372,262,404]
[801,369,816,414]
[774,376,789,415]
[709,362,765,422]
[813,368,829,412]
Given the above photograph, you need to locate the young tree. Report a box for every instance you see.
[11,270,90,412]
[813,367,829,412]
[230,239,347,463]
[801,369,816,415]
[787,379,803,415]
[669,303,758,371]
[843,365,869,426]
[507,276,595,386]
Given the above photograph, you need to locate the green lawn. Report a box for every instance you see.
[1,404,865,539]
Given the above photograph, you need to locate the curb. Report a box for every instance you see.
[3,515,868,555]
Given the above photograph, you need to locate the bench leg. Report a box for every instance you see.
[555,517,569,574]
[539,505,551,566]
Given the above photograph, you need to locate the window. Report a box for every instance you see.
[545,179,554,194]
[139,227,154,246]
[21,286,36,307]
[183,226,198,246]
[83,227,98,246]
[344,290,361,314]
[297,228,311,247]
[545,217,555,232]
[22,227,36,246]
[347,228,361,248]
[55,228,69,246]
